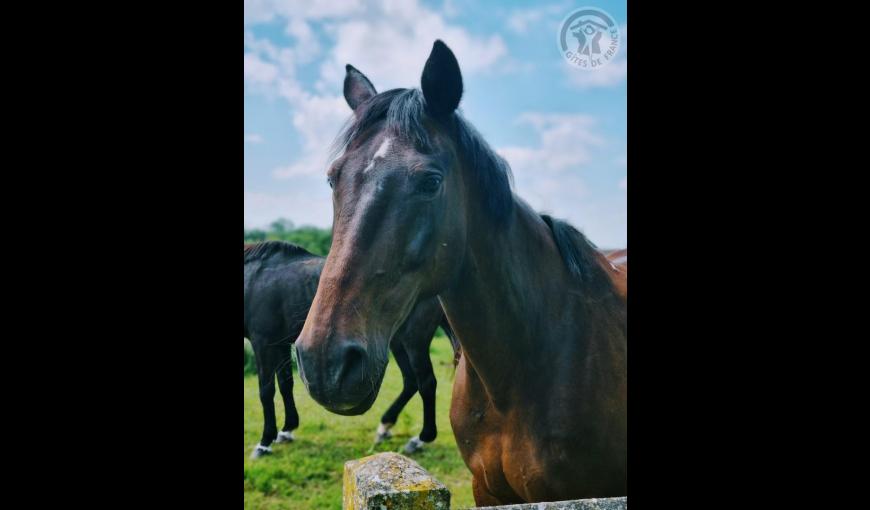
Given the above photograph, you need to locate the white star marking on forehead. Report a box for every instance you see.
[363,137,392,173]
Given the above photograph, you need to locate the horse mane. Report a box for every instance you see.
[332,88,514,223]
[540,214,616,295]
[243,240,317,264]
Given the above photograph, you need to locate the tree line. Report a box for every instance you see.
[244,218,332,256]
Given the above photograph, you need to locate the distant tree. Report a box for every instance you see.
[280,225,333,256]
[270,218,295,234]
[244,229,267,242]
[244,219,332,255]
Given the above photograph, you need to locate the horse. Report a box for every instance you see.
[295,41,626,505]
[243,241,457,459]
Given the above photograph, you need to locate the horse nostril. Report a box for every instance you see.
[335,342,367,389]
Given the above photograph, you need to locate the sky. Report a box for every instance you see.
[244,0,627,248]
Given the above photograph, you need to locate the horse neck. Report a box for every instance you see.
[438,198,561,406]
[439,197,626,412]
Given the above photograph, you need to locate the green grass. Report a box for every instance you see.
[244,334,474,509]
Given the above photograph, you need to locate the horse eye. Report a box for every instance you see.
[418,174,443,194]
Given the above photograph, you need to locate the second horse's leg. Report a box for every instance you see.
[251,340,279,459]
[375,342,417,443]
[275,347,298,443]
[403,339,437,454]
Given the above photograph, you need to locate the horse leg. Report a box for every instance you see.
[274,347,298,443]
[402,338,437,454]
[376,342,418,443]
[251,340,279,459]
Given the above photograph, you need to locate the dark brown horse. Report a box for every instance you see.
[244,241,456,459]
[295,40,626,505]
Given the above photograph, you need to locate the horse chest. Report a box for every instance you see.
[451,357,611,502]
[450,360,542,503]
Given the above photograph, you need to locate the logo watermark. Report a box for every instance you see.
[558,7,621,70]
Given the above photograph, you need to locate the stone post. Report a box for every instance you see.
[343,452,451,510]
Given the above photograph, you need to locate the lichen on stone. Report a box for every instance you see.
[343,452,451,510]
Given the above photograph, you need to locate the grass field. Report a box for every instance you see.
[244,333,475,509]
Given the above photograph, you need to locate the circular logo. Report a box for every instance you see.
[558,7,621,70]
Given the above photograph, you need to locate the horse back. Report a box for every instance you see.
[244,254,324,343]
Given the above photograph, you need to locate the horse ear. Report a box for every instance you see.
[421,40,463,118]
[344,64,377,111]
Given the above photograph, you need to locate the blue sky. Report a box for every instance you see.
[244,0,627,248]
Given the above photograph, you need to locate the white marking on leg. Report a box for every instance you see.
[375,422,393,443]
[250,444,273,458]
[403,435,426,453]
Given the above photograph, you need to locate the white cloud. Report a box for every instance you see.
[245,133,264,143]
[244,0,511,189]
[244,29,349,182]
[291,95,348,154]
[244,53,279,85]
[500,113,604,173]
[496,112,627,247]
[619,177,627,190]
[284,18,321,64]
[506,9,545,35]
[244,31,308,97]
[244,0,365,25]
[273,94,349,179]
[506,3,570,34]
[244,0,278,24]
[566,57,627,88]
[316,1,507,93]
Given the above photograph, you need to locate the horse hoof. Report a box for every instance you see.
[275,431,295,443]
[250,444,272,459]
[374,423,393,444]
[402,436,427,454]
